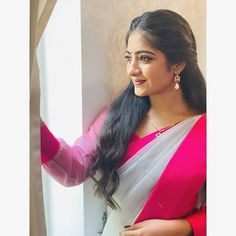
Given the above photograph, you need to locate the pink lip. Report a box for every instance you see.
[132,80,146,85]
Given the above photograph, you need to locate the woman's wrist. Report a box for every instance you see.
[171,219,193,236]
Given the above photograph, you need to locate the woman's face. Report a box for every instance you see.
[125,31,179,97]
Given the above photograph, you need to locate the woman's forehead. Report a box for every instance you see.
[126,31,160,55]
[127,31,150,47]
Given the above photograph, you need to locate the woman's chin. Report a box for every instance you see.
[134,90,148,97]
[133,83,150,97]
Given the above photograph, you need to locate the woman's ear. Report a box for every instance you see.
[174,62,186,74]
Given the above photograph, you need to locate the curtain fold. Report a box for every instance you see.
[30,1,57,235]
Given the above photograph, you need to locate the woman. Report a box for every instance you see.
[41,9,206,236]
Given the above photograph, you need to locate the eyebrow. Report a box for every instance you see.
[125,50,157,56]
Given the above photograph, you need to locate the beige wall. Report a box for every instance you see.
[82,0,206,100]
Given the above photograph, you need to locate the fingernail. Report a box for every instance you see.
[124,225,131,228]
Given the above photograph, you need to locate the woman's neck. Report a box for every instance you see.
[148,90,196,121]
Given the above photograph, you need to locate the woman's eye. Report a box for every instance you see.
[140,55,152,62]
[124,55,132,62]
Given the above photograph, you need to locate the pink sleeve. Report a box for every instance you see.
[41,124,60,164]
[41,107,108,187]
[185,208,206,236]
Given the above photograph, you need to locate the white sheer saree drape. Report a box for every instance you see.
[101,115,202,236]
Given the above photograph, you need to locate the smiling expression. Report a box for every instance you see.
[125,31,181,97]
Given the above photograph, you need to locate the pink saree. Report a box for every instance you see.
[134,114,206,234]
[128,114,206,220]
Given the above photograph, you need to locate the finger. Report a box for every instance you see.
[124,222,144,231]
[124,225,131,229]
[120,228,142,235]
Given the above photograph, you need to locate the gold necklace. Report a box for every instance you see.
[146,115,178,137]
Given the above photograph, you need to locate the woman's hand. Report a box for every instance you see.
[120,219,193,236]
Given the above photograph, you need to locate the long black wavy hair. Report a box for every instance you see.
[90,9,206,209]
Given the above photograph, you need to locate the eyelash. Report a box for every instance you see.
[140,55,152,61]
[124,55,153,62]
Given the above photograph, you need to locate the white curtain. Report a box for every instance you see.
[30,1,57,235]
[39,1,84,235]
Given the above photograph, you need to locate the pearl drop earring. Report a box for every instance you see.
[174,74,181,90]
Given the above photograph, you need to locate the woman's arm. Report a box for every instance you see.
[40,107,108,187]
[120,207,206,236]
[185,208,206,236]
[185,182,206,236]
[120,218,193,236]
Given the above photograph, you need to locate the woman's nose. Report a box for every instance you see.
[127,61,141,77]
